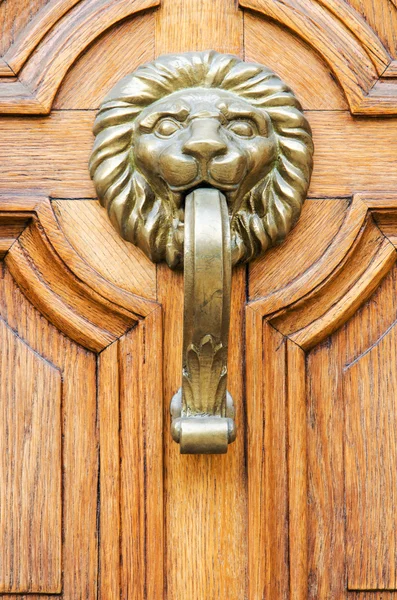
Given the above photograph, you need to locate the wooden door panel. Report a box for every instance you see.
[247,196,397,599]
[307,265,397,597]
[344,315,397,592]
[241,0,397,113]
[0,196,163,599]
[0,315,62,594]
[244,13,348,110]
[51,200,156,300]
[0,264,98,599]
[0,0,50,75]
[345,0,397,57]
[53,12,155,110]
[0,0,158,114]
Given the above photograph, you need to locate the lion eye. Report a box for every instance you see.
[228,120,256,138]
[155,119,181,137]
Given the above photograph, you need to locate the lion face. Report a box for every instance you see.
[133,88,277,213]
[90,51,313,269]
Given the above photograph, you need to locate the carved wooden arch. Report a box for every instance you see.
[0,0,159,114]
[240,0,397,115]
[246,194,397,600]
[0,192,163,598]
[0,0,82,76]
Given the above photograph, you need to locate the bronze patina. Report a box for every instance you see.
[90,51,314,454]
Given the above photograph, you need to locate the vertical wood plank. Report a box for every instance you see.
[155,0,242,56]
[344,320,397,590]
[287,340,308,600]
[0,318,62,594]
[307,336,346,600]
[62,342,98,600]
[98,341,120,600]
[119,311,163,600]
[142,307,164,600]
[0,264,99,600]
[246,312,289,600]
[120,325,146,600]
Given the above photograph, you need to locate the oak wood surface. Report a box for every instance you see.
[244,12,348,110]
[53,12,155,109]
[0,316,61,594]
[345,322,397,590]
[0,264,98,599]
[52,200,156,300]
[0,0,159,113]
[0,0,48,60]
[345,0,397,57]
[306,265,397,596]
[2,1,397,599]
[241,0,397,114]
[246,194,397,599]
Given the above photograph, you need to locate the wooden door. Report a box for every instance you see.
[0,1,397,599]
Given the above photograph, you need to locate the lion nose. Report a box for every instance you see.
[183,119,227,160]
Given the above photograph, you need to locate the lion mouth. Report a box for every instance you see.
[169,179,240,194]
[169,180,241,210]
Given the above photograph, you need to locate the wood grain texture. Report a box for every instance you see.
[0,197,163,599]
[241,0,397,114]
[0,0,81,76]
[155,0,242,55]
[0,0,49,63]
[244,12,348,110]
[0,195,158,352]
[99,310,163,600]
[52,200,156,300]
[312,0,391,73]
[246,315,289,600]
[0,0,159,113]
[98,342,120,600]
[249,198,368,318]
[287,340,308,600]
[245,325,309,600]
[0,317,61,594]
[246,194,397,599]
[0,264,98,600]
[345,322,397,590]
[54,11,155,109]
[306,331,346,599]
[119,311,163,600]
[273,224,396,350]
[250,199,350,300]
[305,265,397,598]
[346,0,397,58]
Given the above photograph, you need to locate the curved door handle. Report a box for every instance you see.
[170,188,236,453]
[90,50,313,454]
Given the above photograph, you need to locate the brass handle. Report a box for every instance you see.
[170,188,236,453]
[89,50,314,455]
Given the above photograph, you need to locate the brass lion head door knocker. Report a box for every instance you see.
[90,50,314,454]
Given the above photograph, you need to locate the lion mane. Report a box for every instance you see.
[89,50,313,269]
